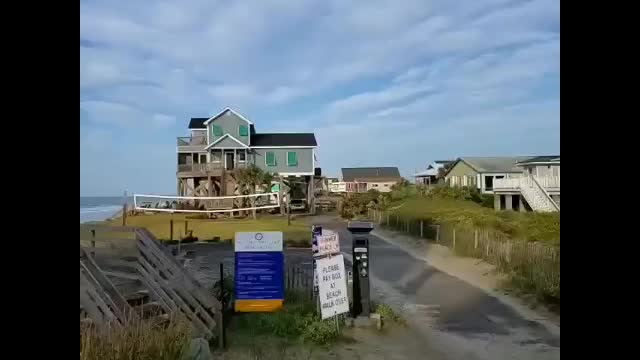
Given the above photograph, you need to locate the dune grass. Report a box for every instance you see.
[80,316,193,360]
[88,213,310,244]
[390,197,560,245]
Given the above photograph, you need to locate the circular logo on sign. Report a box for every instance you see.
[255,233,263,240]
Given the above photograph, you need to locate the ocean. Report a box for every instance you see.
[80,196,134,223]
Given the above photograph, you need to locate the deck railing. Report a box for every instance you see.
[494,175,560,190]
[177,162,249,173]
[177,136,207,146]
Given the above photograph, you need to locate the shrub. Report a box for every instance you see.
[300,315,342,345]
[373,303,405,324]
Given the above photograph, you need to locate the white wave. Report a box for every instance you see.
[80,205,122,223]
[80,205,122,214]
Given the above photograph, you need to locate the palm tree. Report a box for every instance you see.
[234,165,277,219]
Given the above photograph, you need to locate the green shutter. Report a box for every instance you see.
[212,125,223,136]
[287,152,298,166]
[239,125,248,136]
[266,152,276,166]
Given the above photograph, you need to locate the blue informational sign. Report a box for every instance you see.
[234,251,285,300]
[234,232,284,312]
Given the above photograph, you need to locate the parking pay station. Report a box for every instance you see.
[347,221,374,317]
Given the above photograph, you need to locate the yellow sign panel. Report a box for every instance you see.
[235,299,284,312]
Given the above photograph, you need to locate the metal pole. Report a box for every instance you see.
[219,262,225,349]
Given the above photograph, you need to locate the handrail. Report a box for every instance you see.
[530,175,560,211]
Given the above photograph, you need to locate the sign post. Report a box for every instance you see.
[234,232,284,312]
[316,254,350,320]
[312,226,349,321]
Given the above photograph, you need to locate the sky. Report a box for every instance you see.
[80,0,560,196]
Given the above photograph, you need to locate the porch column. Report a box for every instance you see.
[519,195,527,212]
[494,194,501,211]
[505,195,513,210]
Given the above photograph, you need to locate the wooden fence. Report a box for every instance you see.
[80,225,224,344]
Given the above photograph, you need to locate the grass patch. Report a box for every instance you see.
[80,317,193,360]
[90,213,309,245]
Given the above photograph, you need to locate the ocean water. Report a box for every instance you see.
[80,196,133,223]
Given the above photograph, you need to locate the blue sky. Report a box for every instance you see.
[80,0,560,196]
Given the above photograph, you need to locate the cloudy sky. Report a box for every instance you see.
[80,0,560,196]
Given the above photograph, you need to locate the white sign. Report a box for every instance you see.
[329,182,347,193]
[314,233,340,257]
[317,254,350,319]
[235,232,283,252]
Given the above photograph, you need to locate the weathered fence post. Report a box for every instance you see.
[452,228,456,250]
[386,213,389,226]
[90,229,96,256]
[486,239,490,257]
[506,241,511,263]
[436,225,440,243]
[122,190,128,226]
[474,230,478,249]
[420,221,424,238]
[170,219,174,241]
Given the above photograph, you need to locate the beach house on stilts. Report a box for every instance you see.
[176,108,318,213]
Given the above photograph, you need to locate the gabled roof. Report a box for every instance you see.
[250,133,317,147]
[341,167,401,182]
[447,156,535,174]
[204,134,250,150]
[203,108,254,126]
[516,155,560,165]
[189,118,208,129]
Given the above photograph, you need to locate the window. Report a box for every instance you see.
[373,184,379,187]
[238,151,246,162]
[239,125,248,136]
[200,154,207,163]
[286,151,298,166]
[211,150,222,162]
[383,184,389,187]
[211,125,223,136]
[266,151,276,166]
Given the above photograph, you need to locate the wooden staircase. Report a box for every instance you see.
[80,226,223,342]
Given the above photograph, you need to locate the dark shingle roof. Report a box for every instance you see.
[458,156,534,173]
[516,155,560,165]
[341,167,401,182]
[189,118,208,129]
[250,133,317,147]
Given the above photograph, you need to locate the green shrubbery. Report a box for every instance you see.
[230,290,343,345]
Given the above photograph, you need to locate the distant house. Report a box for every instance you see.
[414,160,454,185]
[443,156,560,212]
[341,167,402,193]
